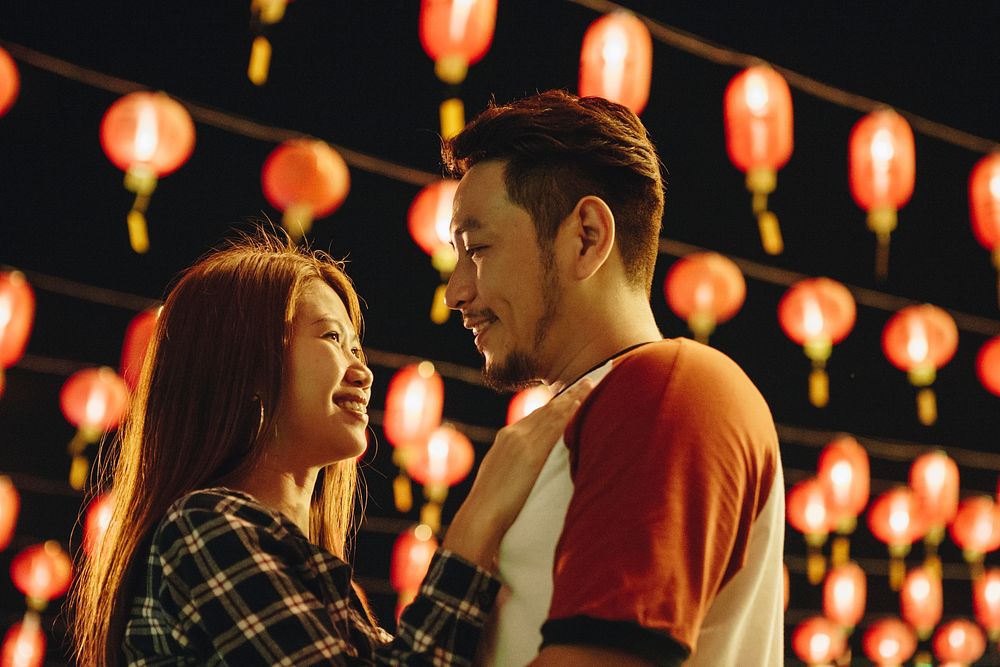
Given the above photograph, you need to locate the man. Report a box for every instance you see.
[442,90,784,666]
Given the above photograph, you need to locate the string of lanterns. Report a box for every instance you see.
[787,439,1000,666]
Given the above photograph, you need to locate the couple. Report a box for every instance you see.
[70,90,784,666]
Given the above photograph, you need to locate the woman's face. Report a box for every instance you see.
[270,279,373,466]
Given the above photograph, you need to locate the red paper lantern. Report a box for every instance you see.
[383,362,445,448]
[900,566,942,640]
[578,11,653,115]
[60,367,129,490]
[849,108,915,279]
[0,271,35,398]
[932,619,986,666]
[419,0,497,138]
[817,437,870,530]
[261,139,350,241]
[404,425,475,490]
[100,92,195,253]
[408,180,460,324]
[1,619,45,667]
[0,476,19,551]
[0,46,20,118]
[663,252,745,344]
[787,478,833,584]
[507,385,554,425]
[882,304,958,426]
[419,0,497,84]
[83,493,114,557]
[969,152,1000,306]
[778,278,856,407]
[950,496,1000,570]
[823,561,866,630]
[976,335,1000,397]
[908,450,959,574]
[868,487,926,590]
[792,616,846,666]
[120,307,160,391]
[390,524,439,617]
[10,541,72,609]
[724,64,793,255]
[972,568,1000,642]
[862,617,916,667]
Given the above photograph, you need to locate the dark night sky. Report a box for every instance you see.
[1,1,999,664]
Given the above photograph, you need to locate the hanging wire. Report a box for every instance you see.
[566,0,1000,154]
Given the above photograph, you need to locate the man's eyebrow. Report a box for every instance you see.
[452,217,482,236]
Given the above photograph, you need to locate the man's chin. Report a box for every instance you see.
[481,352,539,393]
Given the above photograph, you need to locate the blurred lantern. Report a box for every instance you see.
[1,618,45,667]
[849,108,915,280]
[408,179,460,324]
[507,384,553,425]
[663,252,745,344]
[261,139,350,241]
[786,477,833,584]
[83,493,114,557]
[949,495,1000,580]
[10,541,72,612]
[909,450,959,574]
[823,561,866,632]
[817,436,869,566]
[973,568,1000,642]
[100,92,195,254]
[969,152,1000,307]
[404,424,475,532]
[900,566,943,640]
[0,46,20,118]
[0,271,35,399]
[976,335,1000,397]
[778,278,856,407]
[578,11,652,114]
[59,367,129,490]
[862,617,917,667]
[246,0,292,85]
[120,307,161,391]
[791,616,847,666]
[724,64,793,255]
[390,524,438,618]
[882,304,958,426]
[419,0,497,139]
[932,619,986,666]
[0,476,19,551]
[383,362,445,513]
[867,487,926,590]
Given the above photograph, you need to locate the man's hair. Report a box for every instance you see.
[442,89,666,293]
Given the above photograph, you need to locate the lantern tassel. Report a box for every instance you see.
[831,534,850,567]
[393,472,413,513]
[430,283,450,324]
[923,525,943,578]
[874,232,891,282]
[808,367,829,408]
[916,387,937,426]
[248,36,272,86]
[440,98,465,140]
[888,543,910,591]
[756,211,783,255]
[419,501,442,534]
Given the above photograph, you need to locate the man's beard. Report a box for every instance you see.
[480,259,560,392]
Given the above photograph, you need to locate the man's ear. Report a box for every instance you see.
[566,195,615,280]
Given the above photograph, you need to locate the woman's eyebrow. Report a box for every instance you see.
[310,316,360,346]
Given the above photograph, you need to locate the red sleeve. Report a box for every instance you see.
[544,340,778,654]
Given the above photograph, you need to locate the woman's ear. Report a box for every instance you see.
[567,195,615,280]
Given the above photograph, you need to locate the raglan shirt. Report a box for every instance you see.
[481,339,784,666]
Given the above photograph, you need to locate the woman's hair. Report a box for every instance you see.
[69,232,367,666]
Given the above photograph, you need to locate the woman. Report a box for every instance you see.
[69,233,591,665]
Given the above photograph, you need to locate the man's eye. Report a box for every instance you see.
[467,246,486,257]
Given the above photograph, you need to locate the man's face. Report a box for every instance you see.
[445,161,561,391]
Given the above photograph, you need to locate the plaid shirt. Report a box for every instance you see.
[122,488,500,666]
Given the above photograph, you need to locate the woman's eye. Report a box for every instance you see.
[350,347,363,359]
[325,331,341,342]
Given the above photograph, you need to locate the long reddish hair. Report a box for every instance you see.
[69,233,368,666]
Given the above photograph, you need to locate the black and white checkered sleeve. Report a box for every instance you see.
[154,499,359,665]
[378,549,500,666]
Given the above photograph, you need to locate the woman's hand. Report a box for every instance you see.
[442,379,595,569]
